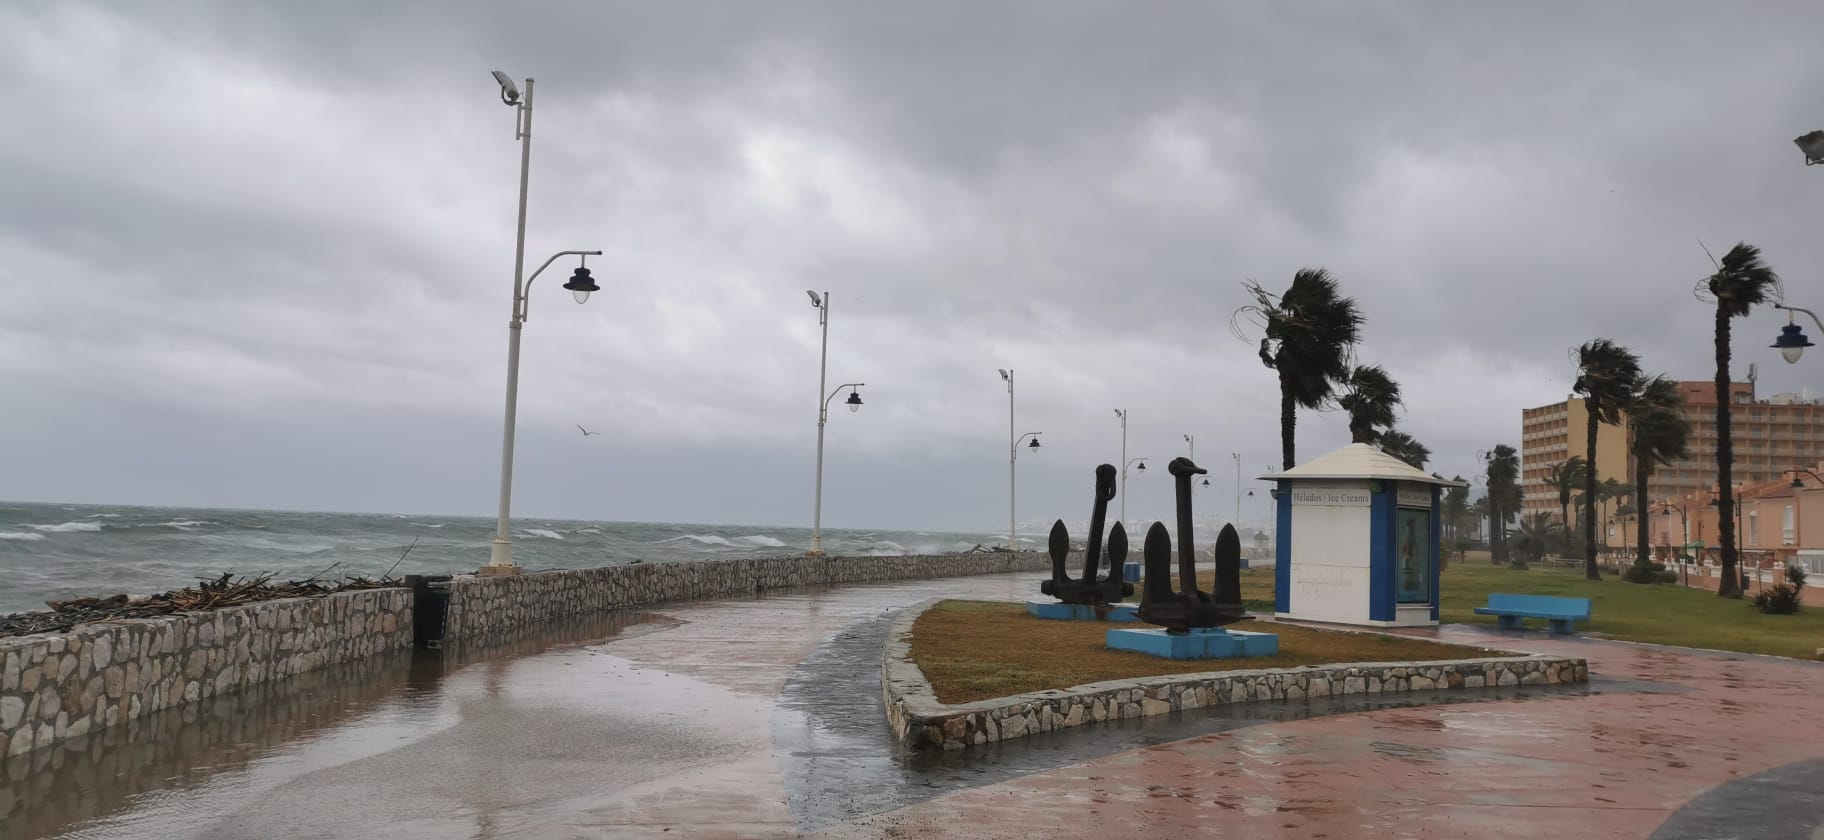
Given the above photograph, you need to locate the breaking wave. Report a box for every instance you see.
[517,528,565,540]
[0,532,46,541]
[27,522,103,533]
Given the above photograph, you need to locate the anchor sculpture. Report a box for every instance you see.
[1136,457,1248,633]
[1040,464,1135,605]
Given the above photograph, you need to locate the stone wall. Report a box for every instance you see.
[1,588,412,757]
[442,551,1048,641]
[882,599,1590,751]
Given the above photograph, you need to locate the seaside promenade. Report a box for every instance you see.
[6,570,1823,839]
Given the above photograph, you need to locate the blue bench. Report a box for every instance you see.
[1473,593,1592,634]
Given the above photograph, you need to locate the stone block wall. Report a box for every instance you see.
[882,599,1590,751]
[0,588,412,757]
[443,551,1048,641]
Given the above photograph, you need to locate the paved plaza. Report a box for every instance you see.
[7,571,1824,839]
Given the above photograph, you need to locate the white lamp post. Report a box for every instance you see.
[807,290,865,556]
[484,69,605,575]
[999,369,1041,554]
[1231,452,1242,527]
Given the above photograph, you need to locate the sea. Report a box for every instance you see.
[0,501,1013,616]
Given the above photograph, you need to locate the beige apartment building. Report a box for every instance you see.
[1520,380,1824,539]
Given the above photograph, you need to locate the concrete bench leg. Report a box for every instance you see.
[1496,614,1523,631]
[1548,619,1574,635]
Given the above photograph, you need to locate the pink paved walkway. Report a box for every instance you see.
[818,629,1824,839]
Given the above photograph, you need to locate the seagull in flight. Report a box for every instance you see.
[577,425,600,437]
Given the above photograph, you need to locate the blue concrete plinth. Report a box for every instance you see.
[1122,563,1141,583]
[1025,601,1140,622]
[1105,627,1280,660]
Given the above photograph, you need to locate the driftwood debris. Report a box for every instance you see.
[2,571,400,639]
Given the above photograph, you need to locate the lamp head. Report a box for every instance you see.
[998,369,1009,381]
[491,70,521,105]
[562,266,599,304]
[1773,322,1813,364]
[1028,436,1041,451]
[1136,460,1147,472]
[1797,130,1824,165]
[845,389,863,413]
[806,290,822,307]
[1113,408,1123,419]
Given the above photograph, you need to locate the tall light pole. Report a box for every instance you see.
[1115,410,1125,521]
[999,370,1041,553]
[807,291,866,556]
[484,69,604,575]
[1231,452,1242,527]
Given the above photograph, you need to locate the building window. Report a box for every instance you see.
[1748,511,1758,546]
[1783,505,1795,546]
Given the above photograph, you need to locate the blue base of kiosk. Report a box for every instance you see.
[1025,601,1141,622]
[1105,627,1279,660]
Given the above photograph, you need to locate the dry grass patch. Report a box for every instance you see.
[909,599,1495,705]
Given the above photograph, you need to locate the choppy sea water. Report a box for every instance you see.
[0,501,1011,615]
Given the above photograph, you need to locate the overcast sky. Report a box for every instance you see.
[1,1,1820,533]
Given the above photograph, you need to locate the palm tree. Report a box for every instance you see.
[1572,339,1642,580]
[1338,364,1401,444]
[1469,495,1489,545]
[1546,457,1587,534]
[1485,445,1520,565]
[1379,429,1430,470]
[1629,375,1690,578]
[1702,242,1780,598]
[1512,512,1561,566]
[1242,269,1364,469]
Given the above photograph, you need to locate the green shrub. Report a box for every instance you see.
[1750,565,1807,615]
[1656,570,1679,584]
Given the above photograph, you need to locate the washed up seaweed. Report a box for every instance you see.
[0,571,403,639]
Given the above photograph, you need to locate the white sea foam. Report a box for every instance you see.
[656,534,738,548]
[151,520,211,530]
[84,513,121,519]
[569,527,604,536]
[518,528,565,540]
[27,522,103,533]
[0,532,47,541]
[738,535,787,548]
[409,522,447,529]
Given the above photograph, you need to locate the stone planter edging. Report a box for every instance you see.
[882,598,1590,751]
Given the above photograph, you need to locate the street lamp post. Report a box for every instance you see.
[484,69,604,575]
[999,369,1041,554]
[1115,409,1128,523]
[1231,452,1241,527]
[805,291,866,557]
[1658,501,1689,586]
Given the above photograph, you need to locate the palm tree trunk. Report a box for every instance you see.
[1715,308,1741,598]
[1584,407,1601,580]
[1491,496,1504,565]
[1280,379,1296,470]
[1635,458,1651,572]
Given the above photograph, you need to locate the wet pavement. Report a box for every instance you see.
[4,571,1823,839]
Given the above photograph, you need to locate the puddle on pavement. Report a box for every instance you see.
[0,610,675,840]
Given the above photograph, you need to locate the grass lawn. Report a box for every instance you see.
[1131,557,1823,660]
[908,599,1495,705]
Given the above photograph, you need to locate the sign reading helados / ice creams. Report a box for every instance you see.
[1290,484,1371,507]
